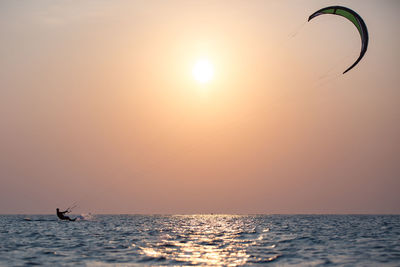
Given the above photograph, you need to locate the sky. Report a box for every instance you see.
[0,0,399,214]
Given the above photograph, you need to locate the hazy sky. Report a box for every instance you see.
[1,0,399,214]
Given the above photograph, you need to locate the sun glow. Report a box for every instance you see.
[192,59,214,84]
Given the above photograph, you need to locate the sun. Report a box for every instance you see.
[192,59,214,84]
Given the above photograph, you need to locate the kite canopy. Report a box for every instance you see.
[308,6,369,74]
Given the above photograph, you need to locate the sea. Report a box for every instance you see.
[0,215,399,266]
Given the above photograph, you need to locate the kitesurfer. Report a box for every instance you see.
[56,208,76,221]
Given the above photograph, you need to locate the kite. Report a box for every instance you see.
[308,6,369,74]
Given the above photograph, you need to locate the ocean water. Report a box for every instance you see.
[0,215,399,266]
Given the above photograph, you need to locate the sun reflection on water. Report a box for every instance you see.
[138,215,270,266]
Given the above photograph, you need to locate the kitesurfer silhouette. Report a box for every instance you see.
[56,208,76,221]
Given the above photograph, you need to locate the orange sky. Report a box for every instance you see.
[0,0,399,214]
